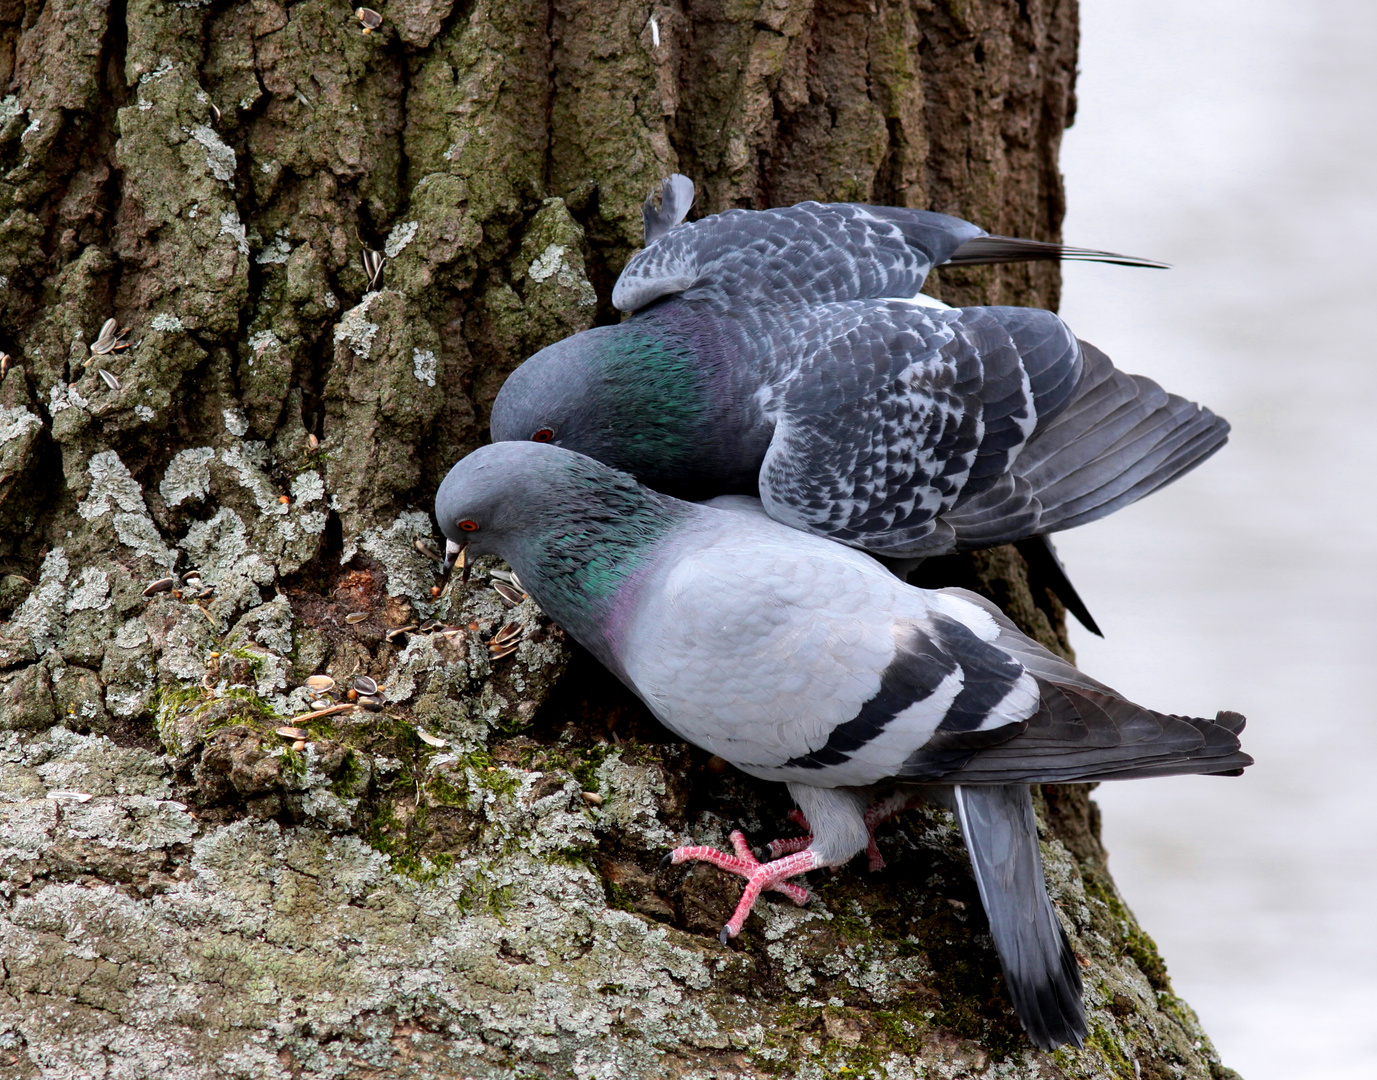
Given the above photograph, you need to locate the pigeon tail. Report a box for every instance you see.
[946,234,1169,270]
[942,340,1230,547]
[643,174,696,245]
[952,783,1087,1051]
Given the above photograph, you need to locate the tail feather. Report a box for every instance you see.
[952,784,1086,1051]
[945,234,1169,270]
[1015,535,1103,637]
[643,174,696,245]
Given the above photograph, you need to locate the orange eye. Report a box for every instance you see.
[531,428,555,443]
[457,519,480,532]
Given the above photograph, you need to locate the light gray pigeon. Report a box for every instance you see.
[490,176,1228,635]
[435,442,1251,1051]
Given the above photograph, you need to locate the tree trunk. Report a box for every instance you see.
[0,1,1240,1077]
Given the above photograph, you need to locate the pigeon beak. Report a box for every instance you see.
[443,539,467,580]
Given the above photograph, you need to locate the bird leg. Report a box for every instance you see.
[663,829,818,943]
[768,792,923,871]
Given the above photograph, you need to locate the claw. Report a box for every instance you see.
[665,830,818,940]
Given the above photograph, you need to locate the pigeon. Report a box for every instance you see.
[435,442,1252,1051]
[490,176,1228,636]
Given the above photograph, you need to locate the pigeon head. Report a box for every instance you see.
[491,323,736,495]
[435,442,690,653]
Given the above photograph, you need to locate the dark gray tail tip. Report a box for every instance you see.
[1215,710,1247,734]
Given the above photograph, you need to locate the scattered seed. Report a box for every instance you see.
[276,726,309,740]
[47,790,93,803]
[356,6,383,31]
[507,571,525,594]
[357,695,384,712]
[385,624,417,642]
[292,739,306,751]
[492,580,525,607]
[581,791,604,807]
[307,432,320,450]
[0,352,10,377]
[361,246,384,289]
[353,675,379,696]
[305,674,335,694]
[90,318,118,355]
[347,688,358,702]
[98,368,120,391]
[345,611,368,625]
[488,643,518,660]
[278,494,290,505]
[209,651,220,660]
[310,699,331,710]
[429,585,443,598]
[491,621,523,647]
[157,799,188,811]
[414,538,441,561]
[142,576,175,598]
[416,729,448,748]
[180,570,203,586]
[420,620,445,633]
[209,101,221,124]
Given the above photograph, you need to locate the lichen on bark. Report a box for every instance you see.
[0,1,1242,1077]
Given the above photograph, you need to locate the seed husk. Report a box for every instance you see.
[345,611,368,625]
[292,739,307,751]
[209,101,221,123]
[180,569,202,585]
[356,6,383,31]
[90,318,119,354]
[580,791,604,807]
[98,368,120,391]
[492,581,525,607]
[357,695,384,712]
[488,643,519,660]
[310,699,331,710]
[414,538,441,561]
[491,621,522,647]
[142,576,175,598]
[385,624,418,642]
[361,246,384,289]
[353,674,379,696]
[47,790,93,803]
[416,729,448,747]
[305,674,335,694]
[307,432,319,450]
[276,726,309,740]
[507,571,524,594]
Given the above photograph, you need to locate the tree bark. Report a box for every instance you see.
[0,1,1240,1077]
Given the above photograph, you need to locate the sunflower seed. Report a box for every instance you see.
[491,621,523,647]
[492,581,525,607]
[357,695,384,712]
[276,726,309,740]
[209,101,221,123]
[353,675,379,696]
[580,791,604,807]
[413,538,441,561]
[0,353,10,377]
[307,432,319,450]
[345,611,368,625]
[310,699,331,710]
[97,368,120,391]
[356,6,383,31]
[361,246,384,289]
[420,620,445,633]
[489,568,516,584]
[305,674,335,694]
[385,625,417,642]
[180,569,202,585]
[488,643,519,660]
[90,318,119,354]
[142,577,175,598]
[47,790,93,803]
[416,729,448,747]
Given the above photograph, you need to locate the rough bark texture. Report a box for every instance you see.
[0,2,1241,1078]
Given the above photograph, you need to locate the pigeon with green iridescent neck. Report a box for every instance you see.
[435,442,1252,1051]
[490,176,1228,635]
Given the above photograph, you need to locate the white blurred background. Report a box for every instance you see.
[1055,2,1377,1077]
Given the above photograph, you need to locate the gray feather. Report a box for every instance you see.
[642,174,695,246]
[946,234,1168,270]
[950,784,1086,1050]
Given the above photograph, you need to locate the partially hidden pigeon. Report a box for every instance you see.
[490,176,1228,635]
[435,442,1251,1051]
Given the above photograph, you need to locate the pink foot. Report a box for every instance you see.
[662,830,819,943]
[770,795,920,873]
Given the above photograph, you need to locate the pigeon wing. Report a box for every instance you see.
[612,201,984,313]
[757,305,1081,556]
[621,525,1038,788]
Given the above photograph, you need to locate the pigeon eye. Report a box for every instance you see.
[531,428,555,443]
[457,519,480,532]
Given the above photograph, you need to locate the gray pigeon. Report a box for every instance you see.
[435,442,1251,1051]
[490,177,1227,635]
